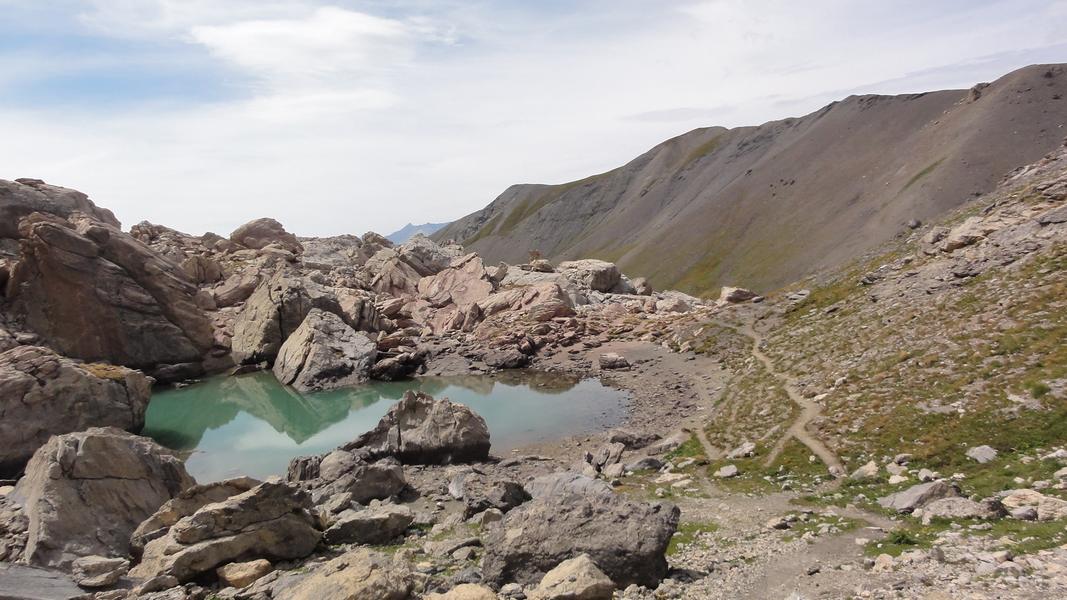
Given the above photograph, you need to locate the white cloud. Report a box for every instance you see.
[1,0,1065,238]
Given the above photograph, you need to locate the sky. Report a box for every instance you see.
[1,1,1066,237]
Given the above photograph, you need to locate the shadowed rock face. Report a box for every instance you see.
[10,428,194,569]
[436,64,1067,295]
[0,346,151,476]
[6,216,213,369]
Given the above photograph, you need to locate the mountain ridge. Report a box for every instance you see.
[435,63,1067,296]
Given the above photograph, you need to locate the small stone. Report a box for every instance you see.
[216,559,273,589]
[965,445,998,464]
[71,556,129,589]
[714,465,739,478]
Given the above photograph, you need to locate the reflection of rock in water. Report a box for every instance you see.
[493,370,581,394]
[142,390,240,450]
[417,376,495,396]
[222,373,352,443]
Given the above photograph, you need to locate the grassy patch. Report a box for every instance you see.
[78,362,129,380]
[901,157,946,193]
[667,520,719,555]
[666,435,707,462]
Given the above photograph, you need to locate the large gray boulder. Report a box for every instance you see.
[130,477,261,556]
[287,451,407,504]
[878,480,959,513]
[10,428,194,568]
[524,473,613,499]
[0,346,151,476]
[7,217,213,370]
[343,391,490,464]
[231,272,384,365]
[482,492,679,588]
[322,504,414,545]
[229,217,303,254]
[273,309,377,392]
[557,260,620,293]
[129,479,321,583]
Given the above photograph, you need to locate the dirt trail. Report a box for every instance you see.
[737,321,844,473]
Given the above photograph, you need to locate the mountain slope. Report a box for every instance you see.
[387,222,447,244]
[435,64,1067,296]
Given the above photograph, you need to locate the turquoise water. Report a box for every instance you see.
[142,372,628,482]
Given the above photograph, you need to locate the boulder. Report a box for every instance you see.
[654,297,689,313]
[129,480,321,583]
[322,504,414,545]
[229,218,303,254]
[287,451,406,504]
[131,477,261,556]
[212,272,261,308]
[966,445,998,464]
[0,178,119,239]
[598,354,629,370]
[369,350,427,381]
[217,559,273,589]
[631,277,653,296]
[300,235,370,270]
[529,554,615,600]
[273,309,378,392]
[10,428,194,568]
[396,234,463,276]
[482,492,679,588]
[367,248,424,297]
[522,473,613,500]
[276,549,412,600]
[8,218,213,369]
[718,287,759,304]
[714,465,739,478]
[557,260,620,293]
[1000,489,1067,521]
[917,497,1004,524]
[0,346,151,476]
[483,347,530,369]
[179,255,223,284]
[71,556,129,589]
[849,461,879,481]
[726,442,756,460]
[590,443,625,471]
[343,391,490,464]
[426,584,499,600]
[877,481,959,513]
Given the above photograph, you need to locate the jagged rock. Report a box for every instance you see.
[8,217,213,368]
[217,559,273,589]
[598,354,629,370]
[396,234,463,275]
[590,443,625,471]
[230,218,303,254]
[1000,489,1067,521]
[942,216,993,252]
[367,248,424,297]
[0,178,119,239]
[343,391,490,464]
[426,584,499,600]
[523,472,613,499]
[273,309,377,392]
[558,260,620,293]
[877,480,959,513]
[917,497,1004,524]
[211,272,261,308]
[0,346,151,476]
[71,556,129,589]
[287,451,406,504]
[179,255,223,284]
[482,492,679,588]
[849,461,879,481]
[278,549,412,600]
[129,480,321,583]
[463,481,530,518]
[11,428,194,568]
[232,272,383,364]
[718,287,759,304]
[966,445,998,464]
[131,477,261,556]
[322,504,413,545]
[300,235,370,270]
[529,554,615,600]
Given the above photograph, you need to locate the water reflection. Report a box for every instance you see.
[142,372,625,482]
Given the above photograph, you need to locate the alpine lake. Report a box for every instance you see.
[142,371,630,482]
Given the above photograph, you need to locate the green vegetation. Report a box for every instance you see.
[667,520,719,555]
[900,157,945,192]
[462,213,502,245]
[679,133,725,170]
[665,435,707,461]
[78,363,129,380]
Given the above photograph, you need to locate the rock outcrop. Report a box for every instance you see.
[0,178,119,239]
[7,216,213,370]
[0,346,151,476]
[10,428,194,568]
[130,477,261,556]
[558,260,621,293]
[276,549,412,600]
[343,391,491,464]
[287,451,407,504]
[229,218,303,254]
[130,479,321,583]
[482,492,679,588]
[273,309,378,392]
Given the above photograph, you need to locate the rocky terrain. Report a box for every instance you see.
[1,85,1067,600]
[435,63,1067,295]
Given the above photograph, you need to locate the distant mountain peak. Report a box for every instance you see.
[386,222,448,244]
